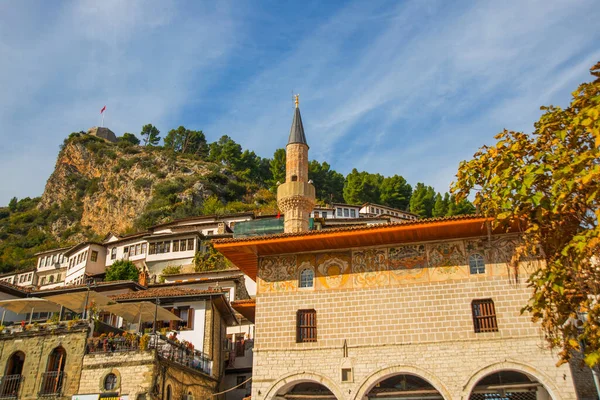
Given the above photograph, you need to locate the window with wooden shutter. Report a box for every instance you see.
[471,299,498,333]
[169,308,180,330]
[296,309,317,343]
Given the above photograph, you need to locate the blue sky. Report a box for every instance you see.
[0,0,599,205]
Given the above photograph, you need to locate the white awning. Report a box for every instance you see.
[100,301,182,323]
[45,291,113,314]
[0,298,62,314]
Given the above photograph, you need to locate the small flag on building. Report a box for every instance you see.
[276,211,281,219]
[100,105,106,114]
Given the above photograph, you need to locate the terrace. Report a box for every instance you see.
[85,331,213,376]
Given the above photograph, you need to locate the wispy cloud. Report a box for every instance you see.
[0,0,241,203]
[1,0,598,204]
[206,0,600,193]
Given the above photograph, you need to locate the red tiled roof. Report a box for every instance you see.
[212,215,514,280]
[110,287,227,301]
[213,214,484,244]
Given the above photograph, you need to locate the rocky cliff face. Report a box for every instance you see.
[39,135,215,239]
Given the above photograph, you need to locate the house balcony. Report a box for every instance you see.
[86,334,213,376]
[39,371,65,397]
[0,375,23,400]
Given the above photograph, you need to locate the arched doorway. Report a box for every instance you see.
[364,374,444,400]
[366,374,444,400]
[469,371,551,400]
[0,351,25,397]
[275,382,337,400]
[40,347,66,396]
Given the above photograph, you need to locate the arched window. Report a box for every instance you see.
[2,351,25,397]
[5,351,25,376]
[166,385,172,400]
[469,253,485,274]
[104,373,117,390]
[299,269,314,288]
[41,277,47,286]
[40,347,66,396]
[49,275,55,283]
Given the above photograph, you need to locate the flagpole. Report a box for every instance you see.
[101,111,105,127]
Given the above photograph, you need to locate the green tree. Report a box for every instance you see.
[409,183,435,217]
[8,197,17,212]
[164,126,208,157]
[446,194,476,216]
[380,175,412,210]
[452,61,600,367]
[308,161,345,203]
[432,193,449,217]
[140,124,160,146]
[119,133,140,145]
[269,148,286,189]
[105,260,139,282]
[343,169,383,205]
[208,135,242,167]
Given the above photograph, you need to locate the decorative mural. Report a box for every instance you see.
[352,249,389,288]
[255,234,532,293]
[427,241,468,281]
[316,252,352,290]
[388,244,429,283]
[258,255,298,292]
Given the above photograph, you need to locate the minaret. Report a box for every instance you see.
[277,95,316,233]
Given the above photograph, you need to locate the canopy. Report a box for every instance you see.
[45,291,113,314]
[0,298,62,314]
[101,301,182,323]
[0,298,62,324]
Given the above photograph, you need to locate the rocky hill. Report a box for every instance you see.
[0,131,276,271]
[0,128,475,272]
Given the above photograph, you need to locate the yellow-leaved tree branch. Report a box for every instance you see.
[452,61,600,367]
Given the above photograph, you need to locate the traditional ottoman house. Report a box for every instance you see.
[213,99,595,400]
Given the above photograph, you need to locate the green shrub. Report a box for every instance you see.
[134,178,153,191]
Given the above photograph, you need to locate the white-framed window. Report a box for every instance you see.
[350,209,356,218]
[299,269,314,288]
[337,208,342,217]
[343,208,349,217]
[111,248,117,260]
[469,253,486,274]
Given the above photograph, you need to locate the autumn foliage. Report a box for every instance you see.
[452,62,600,367]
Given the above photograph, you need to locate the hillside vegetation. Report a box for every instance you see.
[0,125,474,272]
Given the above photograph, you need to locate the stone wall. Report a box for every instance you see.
[79,350,156,398]
[0,326,88,400]
[163,358,219,400]
[251,234,584,400]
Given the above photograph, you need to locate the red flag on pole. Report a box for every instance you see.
[276,211,281,219]
[100,105,106,114]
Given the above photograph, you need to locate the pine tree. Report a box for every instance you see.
[432,193,448,217]
[140,124,160,146]
[380,175,412,210]
[409,183,436,217]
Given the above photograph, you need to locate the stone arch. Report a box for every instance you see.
[354,365,451,400]
[461,361,562,400]
[264,371,344,400]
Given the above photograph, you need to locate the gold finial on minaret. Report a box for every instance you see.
[294,94,299,108]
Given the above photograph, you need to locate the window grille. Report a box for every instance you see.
[472,299,498,333]
[297,310,317,342]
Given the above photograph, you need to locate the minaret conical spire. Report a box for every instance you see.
[287,95,307,147]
